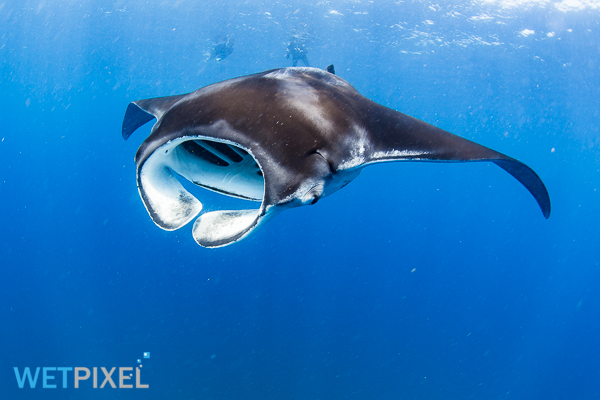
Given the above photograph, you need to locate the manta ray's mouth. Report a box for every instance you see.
[137,136,272,248]
[137,136,266,235]
[169,138,265,202]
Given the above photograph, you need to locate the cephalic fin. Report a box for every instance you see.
[122,94,188,140]
[137,154,202,230]
[192,209,261,248]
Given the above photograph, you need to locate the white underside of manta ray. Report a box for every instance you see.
[122,66,550,248]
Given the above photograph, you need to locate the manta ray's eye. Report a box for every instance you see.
[310,196,319,205]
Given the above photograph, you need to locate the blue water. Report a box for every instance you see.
[1,1,599,399]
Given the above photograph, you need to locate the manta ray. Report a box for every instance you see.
[122,66,550,248]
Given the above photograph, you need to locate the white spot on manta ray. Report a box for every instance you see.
[264,67,352,88]
[338,126,370,170]
[186,77,243,101]
[339,147,431,171]
[269,75,335,135]
[338,146,367,170]
[372,149,431,159]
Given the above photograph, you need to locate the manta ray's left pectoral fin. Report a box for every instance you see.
[364,106,551,219]
[492,158,550,218]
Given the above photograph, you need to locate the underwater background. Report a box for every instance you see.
[1,0,600,399]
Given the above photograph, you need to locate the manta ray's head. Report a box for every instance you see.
[133,129,355,248]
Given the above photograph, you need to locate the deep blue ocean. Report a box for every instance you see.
[2,1,600,399]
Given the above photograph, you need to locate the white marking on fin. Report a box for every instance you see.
[371,149,431,159]
[337,126,370,170]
